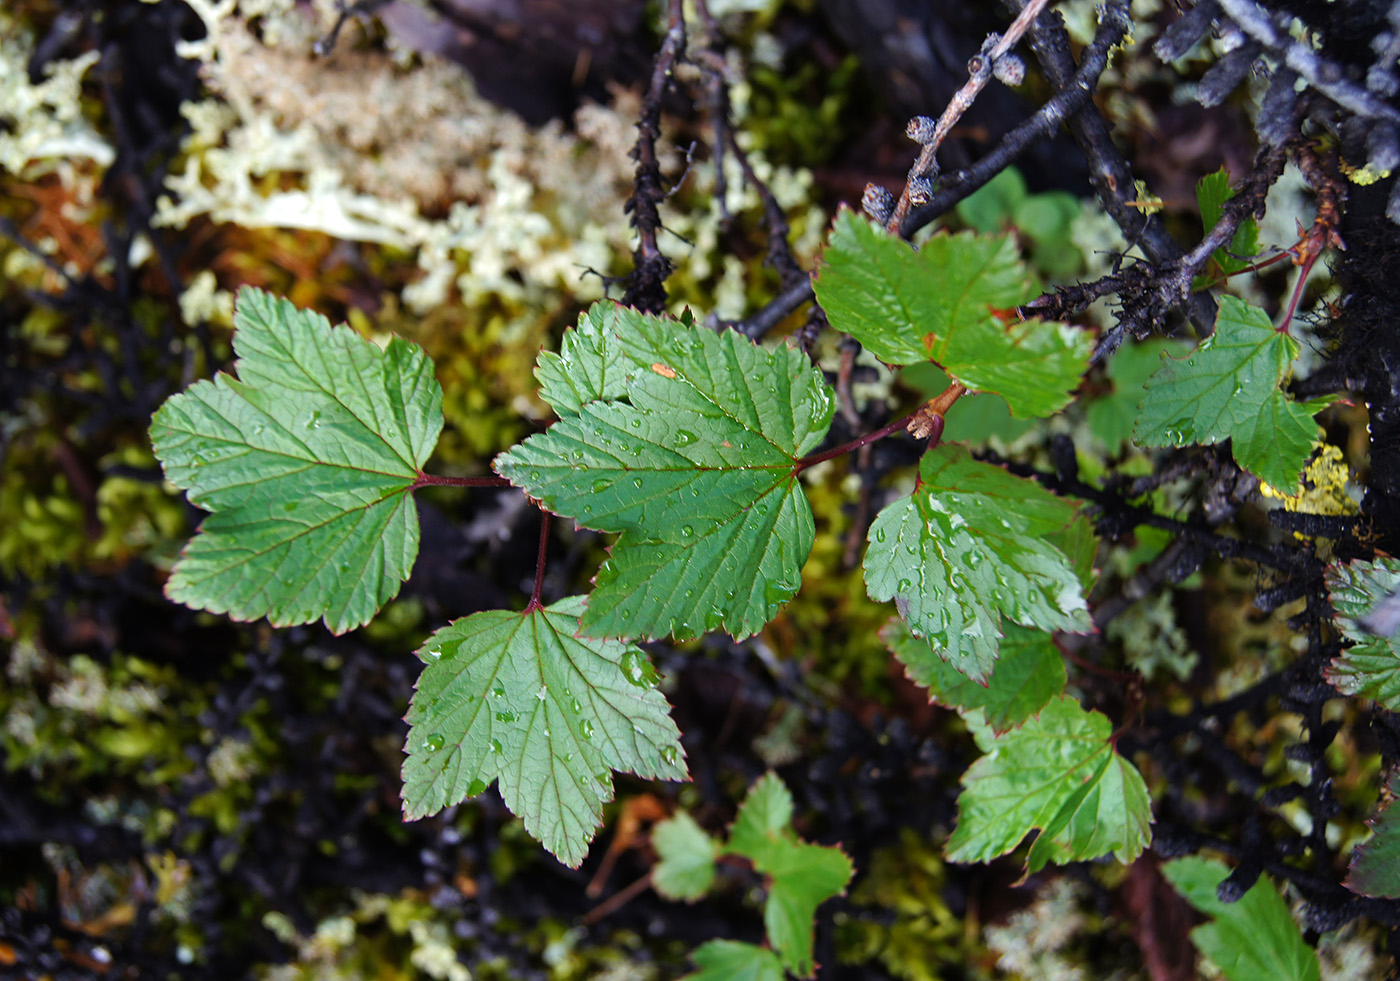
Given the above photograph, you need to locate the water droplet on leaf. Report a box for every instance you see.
[423,733,445,752]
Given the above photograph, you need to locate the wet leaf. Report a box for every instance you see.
[946,695,1151,875]
[150,287,441,634]
[863,444,1092,683]
[496,302,835,641]
[401,596,686,868]
[1134,295,1330,490]
[1326,557,1400,710]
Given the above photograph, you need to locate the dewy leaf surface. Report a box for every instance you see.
[1163,857,1321,981]
[1134,294,1327,490]
[535,302,654,416]
[1325,557,1400,711]
[401,596,686,868]
[863,443,1092,683]
[946,695,1151,874]
[496,305,835,641]
[682,940,786,981]
[150,287,441,634]
[1346,774,1400,898]
[881,619,1066,732]
[726,773,853,979]
[813,209,1091,417]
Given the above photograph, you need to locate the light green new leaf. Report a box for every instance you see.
[1325,557,1400,710]
[1346,774,1400,898]
[1197,168,1261,276]
[881,619,1066,732]
[1085,339,1192,452]
[150,287,441,634]
[653,812,719,901]
[682,940,786,981]
[863,443,1092,683]
[401,596,686,868]
[813,209,1092,417]
[1134,295,1328,490]
[496,307,835,641]
[946,695,1151,873]
[727,773,854,979]
[535,303,656,415]
[1163,857,1321,981]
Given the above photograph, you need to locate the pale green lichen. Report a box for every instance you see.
[0,15,111,178]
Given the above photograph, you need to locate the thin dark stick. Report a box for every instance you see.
[413,473,512,489]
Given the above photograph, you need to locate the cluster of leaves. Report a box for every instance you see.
[148,163,1390,972]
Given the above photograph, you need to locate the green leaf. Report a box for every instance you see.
[496,306,835,641]
[727,773,854,978]
[1346,774,1400,898]
[653,811,719,901]
[1085,339,1192,452]
[1197,168,1261,276]
[401,596,686,868]
[150,287,441,634]
[535,302,653,416]
[945,695,1152,873]
[813,209,1092,417]
[863,443,1092,683]
[1134,295,1327,490]
[881,619,1066,732]
[1325,557,1400,710]
[682,940,786,981]
[1163,857,1321,981]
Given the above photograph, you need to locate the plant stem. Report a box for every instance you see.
[526,509,553,612]
[794,413,914,472]
[413,473,512,489]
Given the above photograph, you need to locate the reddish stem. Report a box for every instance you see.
[794,413,915,473]
[1275,247,1321,335]
[413,472,512,489]
[525,509,553,612]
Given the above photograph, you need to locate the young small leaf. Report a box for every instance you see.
[653,811,719,901]
[150,287,442,634]
[813,209,1091,417]
[946,695,1151,873]
[863,444,1092,682]
[497,307,835,641]
[1163,856,1321,981]
[401,596,686,868]
[682,940,786,981]
[1325,557,1400,710]
[1345,775,1400,898]
[1134,295,1329,490]
[727,773,854,978]
[881,619,1066,732]
[1197,168,1261,276]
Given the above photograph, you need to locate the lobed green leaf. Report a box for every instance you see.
[1134,295,1328,490]
[1345,774,1400,899]
[863,443,1092,683]
[946,695,1151,874]
[653,811,719,901]
[150,286,442,634]
[1163,857,1320,981]
[727,773,853,978]
[813,209,1091,417]
[1325,557,1400,711]
[496,302,835,641]
[401,596,686,868]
